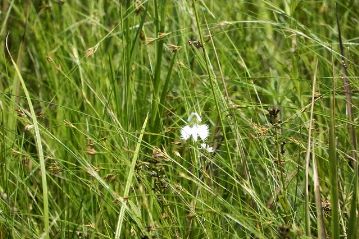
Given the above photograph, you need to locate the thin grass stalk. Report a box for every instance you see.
[121,0,131,130]
[151,0,167,131]
[304,59,318,236]
[13,0,30,106]
[129,2,148,61]
[312,140,327,239]
[159,50,178,113]
[191,0,232,165]
[336,9,358,239]
[206,21,247,199]
[152,44,178,133]
[4,1,28,152]
[114,114,148,239]
[108,55,120,116]
[0,0,14,37]
[224,30,267,120]
[329,53,340,239]
[114,0,148,125]
[336,6,357,167]
[6,36,49,239]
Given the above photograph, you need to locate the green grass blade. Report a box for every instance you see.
[114,114,149,239]
[5,36,49,239]
[313,148,327,239]
[329,55,340,239]
[336,7,358,238]
[304,59,318,236]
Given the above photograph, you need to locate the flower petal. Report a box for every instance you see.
[206,146,214,153]
[196,124,209,141]
[200,143,214,153]
[189,125,199,141]
[181,125,192,140]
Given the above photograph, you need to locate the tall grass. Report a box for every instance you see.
[1,1,358,238]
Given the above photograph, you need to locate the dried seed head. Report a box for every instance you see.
[152,147,166,161]
[158,32,170,39]
[135,0,143,14]
[48,162,62,175]
[24,124,34,131]
[167,44,181,53]
[85,44,99,57]
[188,40,203,49]
[268,107,281,125]
[86,146,96,155]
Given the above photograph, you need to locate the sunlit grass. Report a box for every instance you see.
[0,1,358,238]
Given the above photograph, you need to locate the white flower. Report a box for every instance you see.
[180,125,192,141]
[180,112,215,153]
[194,124,209,141]
[181,124,209,142]
[181,112,212,144]
[200,143,214,153]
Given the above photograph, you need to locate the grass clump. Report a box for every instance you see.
[0,1,358,238]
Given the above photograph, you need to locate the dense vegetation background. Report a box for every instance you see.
[0,1,358,238]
